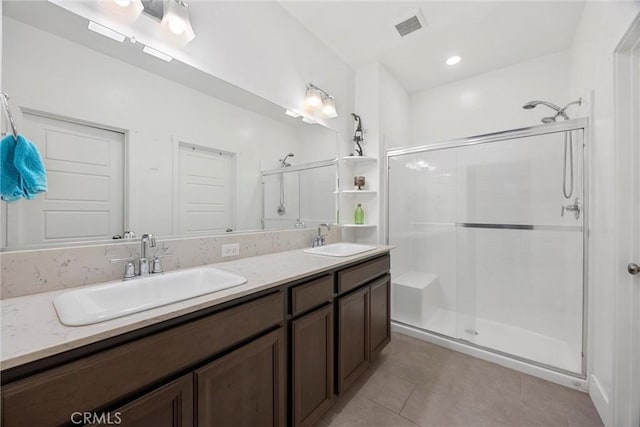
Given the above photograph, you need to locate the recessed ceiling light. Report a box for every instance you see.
[446,55,462,66]
[142,46,173,62]
[87,21,125,43]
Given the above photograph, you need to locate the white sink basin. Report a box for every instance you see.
[53,267,247,326]
[304,243,377,257]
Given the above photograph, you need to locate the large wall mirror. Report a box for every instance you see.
[1,1,339,251]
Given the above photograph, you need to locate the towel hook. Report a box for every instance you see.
[0,91,18,139]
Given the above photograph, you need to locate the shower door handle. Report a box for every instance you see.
[628,263,639,276]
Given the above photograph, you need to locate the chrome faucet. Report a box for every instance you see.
[312,224,331,247]
[139,233,156,276]
[561,198,581,219]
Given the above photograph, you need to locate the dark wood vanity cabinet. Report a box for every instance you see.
[291,304,334,427]
[0,252,391,427]
[196,328,286,427]
[336,258,391,395]
[90,375,194,427]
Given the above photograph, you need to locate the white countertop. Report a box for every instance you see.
[1,245,392,371]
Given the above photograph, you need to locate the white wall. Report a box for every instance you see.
[343,62,409,245]
[410,50,572,145]
[568,2,640,425]
[2,17,321,237]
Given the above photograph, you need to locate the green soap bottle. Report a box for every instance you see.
[354,203,364,225]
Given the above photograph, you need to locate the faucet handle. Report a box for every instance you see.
[151,253,173,274]
[124,262,136,280]
[152,256,164,274]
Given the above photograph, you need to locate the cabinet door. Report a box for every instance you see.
[369,275,391,360]
[292,304,334,426]
[337,286,370,395]
[195,328,285,427]
[88,374,193,427]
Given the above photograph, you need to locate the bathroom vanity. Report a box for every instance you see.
[0,247,391,427]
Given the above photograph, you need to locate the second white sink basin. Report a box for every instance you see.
[304,243,377,257]
[53,267,247,326]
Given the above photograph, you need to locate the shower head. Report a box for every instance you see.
[279,153,295,168]
[522,100,564,112]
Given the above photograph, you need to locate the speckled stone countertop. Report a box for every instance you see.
[1,245,392,371]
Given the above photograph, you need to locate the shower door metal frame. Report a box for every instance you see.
[261,158,338,230]
[384,118,589,379]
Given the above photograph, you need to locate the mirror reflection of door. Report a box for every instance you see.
[177,144,235,235]
[6,112,125,247]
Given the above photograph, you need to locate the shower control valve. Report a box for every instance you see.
[561,198,581,219]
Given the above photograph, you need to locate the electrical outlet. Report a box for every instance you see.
[221,243,240,257]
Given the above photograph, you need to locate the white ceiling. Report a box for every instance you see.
[279,1,585,93]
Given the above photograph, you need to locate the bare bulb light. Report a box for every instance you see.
[446,55,462,66]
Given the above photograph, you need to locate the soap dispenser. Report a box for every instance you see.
[354,203,364,225]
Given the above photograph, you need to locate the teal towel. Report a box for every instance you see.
[14,134,47,199]
[1,135,22,201]
[1,134,47,201]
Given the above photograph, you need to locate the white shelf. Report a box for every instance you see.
[342,156,377,165]
[334,190,377,194]
[341,224,377,228]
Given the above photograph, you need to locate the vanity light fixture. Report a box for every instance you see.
[304,85,323,111]
[446,55,462,66]
[113,0,143,20]
[322,96,338,119]
[285,109,301,118]
[142,45,173,62]
[161,0,196,45]
[303,83,339,119]
[88,21,126,43]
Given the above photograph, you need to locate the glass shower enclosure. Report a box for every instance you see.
[386,119,587,376]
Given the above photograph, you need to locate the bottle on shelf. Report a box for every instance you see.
[354,203,364,225]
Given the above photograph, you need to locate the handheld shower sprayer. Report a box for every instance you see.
[522,98,583,203]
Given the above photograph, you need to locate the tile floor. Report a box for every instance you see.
[318,332,603,427]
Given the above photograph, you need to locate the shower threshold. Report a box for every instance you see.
[393,308,582,376]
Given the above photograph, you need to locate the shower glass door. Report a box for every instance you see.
[388,124,585,376]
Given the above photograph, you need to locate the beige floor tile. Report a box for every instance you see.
[358,366,416,413]
[315,333,602,427]
[326,395,419,426]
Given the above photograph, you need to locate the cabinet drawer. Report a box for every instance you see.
[290,275,334,316]
[1,292,284,427]
[337,255,390,294]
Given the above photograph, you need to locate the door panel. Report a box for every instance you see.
[7,112,124,246]
[337,286,369,395]
[178,144,234,234]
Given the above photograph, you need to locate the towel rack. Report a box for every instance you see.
[0,91,18,139]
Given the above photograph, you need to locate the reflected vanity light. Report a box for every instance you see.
[142,45,173,62]
[285,109,301,118]
[87,21,126,43]
[113,0,143,20]
[161,0,196,45]
[446,55,462,66]
[304,83,338,119]
[301,116,317,125]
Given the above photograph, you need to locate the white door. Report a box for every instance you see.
[613,18,640,427]
[7,113,124,247]
[178,144,235,234]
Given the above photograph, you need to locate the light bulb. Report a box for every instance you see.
[304,87,323,111]
[167,16,186,35]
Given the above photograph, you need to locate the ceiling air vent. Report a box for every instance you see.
[394,10,426,37]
